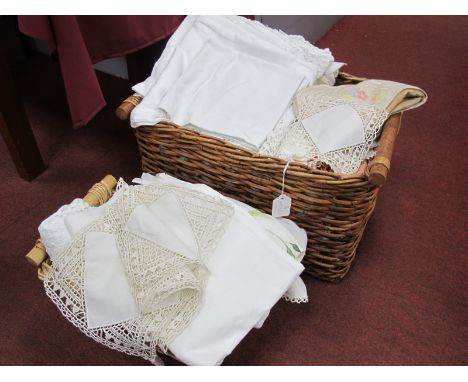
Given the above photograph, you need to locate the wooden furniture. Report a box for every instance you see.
[0,17,45,181]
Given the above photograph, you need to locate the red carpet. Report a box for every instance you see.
[0,16,466,365]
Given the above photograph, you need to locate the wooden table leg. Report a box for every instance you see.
[125,37,168,84]
[0,52,46,181]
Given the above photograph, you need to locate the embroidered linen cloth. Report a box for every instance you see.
[39,173,306,365]
[259,79,427,173]
[130,15,335,150]
[43,180,234,365]
[135,174,306,365]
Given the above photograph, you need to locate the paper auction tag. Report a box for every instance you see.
[272,194,291,218]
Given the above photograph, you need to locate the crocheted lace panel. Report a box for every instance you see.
[260,92,389,174]
[44,180,233,364]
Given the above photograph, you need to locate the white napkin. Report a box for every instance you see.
[169,204,303,365]
[83,231,138,329]
[126,197,198,261]
[133,173,307,365]
[130,16,334,150]
[159,40,304,148]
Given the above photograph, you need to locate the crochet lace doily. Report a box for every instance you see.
[260,93,389,174]
[44,180,233,364]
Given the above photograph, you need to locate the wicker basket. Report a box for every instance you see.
[24,175,179,363]
[116,72,403,282]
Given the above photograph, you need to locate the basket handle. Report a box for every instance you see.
[115,94,143,120]
[368,113,403,187]
[25,175,118,268]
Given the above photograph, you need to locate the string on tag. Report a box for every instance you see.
[281,161,291,195]
[272,161,292,218]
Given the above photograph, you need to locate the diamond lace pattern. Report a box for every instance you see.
[260,93,389,174]
[44,180,233,364]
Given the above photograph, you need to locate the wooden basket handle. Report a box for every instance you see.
[115,95,143,120]
[25,175,118,268]
[368,113,402,187]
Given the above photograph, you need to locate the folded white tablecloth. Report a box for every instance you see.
[130,16,334,150]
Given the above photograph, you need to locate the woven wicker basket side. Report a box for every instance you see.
[118,72,402,281]
[135,122,381,281]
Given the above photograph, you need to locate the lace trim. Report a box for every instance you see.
[263,93,389,174]
[283,295,308,304]
[44,180,234,364]
[258,106,295,157]
[229,16,334,76]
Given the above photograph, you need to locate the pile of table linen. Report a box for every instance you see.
[130,15,337,151]
[130,16,427,174]
[39,173,308,365]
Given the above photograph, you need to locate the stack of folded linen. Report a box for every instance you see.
[129,15,428,175]
[38,173,308,365]
[130,15,337,151]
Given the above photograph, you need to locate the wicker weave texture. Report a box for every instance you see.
[131,73,393,282]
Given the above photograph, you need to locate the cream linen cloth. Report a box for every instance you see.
[39,173,306,365]
[130,15,334,150]
[132,174,306,365]
[43,181,231,365]
[262,79,427,173]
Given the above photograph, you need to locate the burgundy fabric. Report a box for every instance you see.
[18,16,184,128]
[0,16,467,366]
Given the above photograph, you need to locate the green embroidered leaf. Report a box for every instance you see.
[286,246,295,258]
[248,209,273,219]
[290,243,301,252]
[248,209,262,217]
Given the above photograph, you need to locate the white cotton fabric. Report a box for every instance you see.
[169,206,302,365]
[40,173,307,365]
[127,200,198,261]
[65,205,107,236]
[158,40,305,148]
[134,173,309,305]
[316,61,346,85]
[133,173,305,365]
[301,103,366,154]
[38,198,89,260]
[44,182,221,365]
[130,15,334,150]
[83,231,138,329]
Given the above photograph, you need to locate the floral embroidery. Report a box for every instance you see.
[248,209,304,261]
[248,208,273,220]
[267,229,303,260]
[356,90,368,100]
[341,89,367,102]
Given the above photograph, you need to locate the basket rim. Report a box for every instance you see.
[137,121,370,183]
